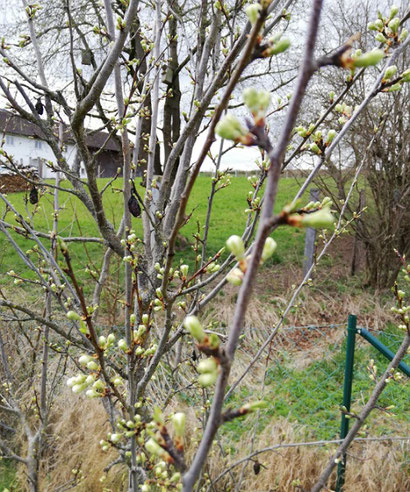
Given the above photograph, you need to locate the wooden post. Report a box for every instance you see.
[303,188,320,276]
[351,190,365,276]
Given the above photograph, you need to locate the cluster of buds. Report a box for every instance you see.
[304,129,337,155]
[223,400,268,423]
[66,310,89,335]
[226,235,277,286]
[284,197,336,229]
[66,372,106,398]
[368,5,407,46]
[334,102,353,125]
[215,88,272,143]
[381,65,410,93]
[391,259,410,332]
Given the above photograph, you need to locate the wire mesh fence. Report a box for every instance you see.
[239,322,410,441]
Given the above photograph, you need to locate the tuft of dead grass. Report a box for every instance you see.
[16,389,127,492]
[209,419,410,491]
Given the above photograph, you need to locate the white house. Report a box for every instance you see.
[0,109,121,178]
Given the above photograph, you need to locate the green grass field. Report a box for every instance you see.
[0,176,307,284]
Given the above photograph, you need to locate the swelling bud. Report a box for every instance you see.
[261,237,277,261]
[184,315,205,342]
[245,4,261,26]
[226,235,245,260]
[301,206,335,229]
[172,412,186,437]
[215,114,247,141]
[243,88,271,119]
[353,49,384,67]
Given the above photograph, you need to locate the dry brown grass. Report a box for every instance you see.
[15,390,127,492]
[208,419,410,491]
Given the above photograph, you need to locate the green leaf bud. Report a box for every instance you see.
[388,17,400,34]
[215,115,248,141]
[384,65,397,80]
[226,235,245,259]
[197,358,218,374]
[87,360,99,371]
[184,315,205,342]
[267,37,290,56]
[262,237,277,261]
[309,143,321,155]
[180,264,189,277]
[172,412,186,437]
[107,333,116,345]
[399,29,408,42]
[242,400,268,412]
[72,383,87,394]
[301,206,335,229]
[110,433,122,444]
[79,355,93,366]
[145,438,164,456]
[374,19,384,31]
[368,22,377,31]
[401,69,410,82]
[66,310,81,321]
[326,129,337,145]
[353,49,384,67]
[375,32,387,43]
[98,336,107,348]
[387,83,401,92]
[198,371,217,387]
[245,4,261,26]
[389,5,399,19]
[227,267,244,286]
[243,88,271,117]
[118,339,128,351]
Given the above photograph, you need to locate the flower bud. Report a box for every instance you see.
[401,69,410,82]
[388,17,400,34]
[399,29,408,42]
[66,377,76,388]
[86,389,99,398]
[98,336,107,348]
[66,311,81,321]
[79,355,93,366]
[389,5,399,19]
[262,237,277,261]
[245,4,261,26]
[87,360,99,371]
[309,143,321,155]
[110,433,122,444]
[198,371,217,387]
[387,83,401,92]
[180,264,189,277]
[215,115,248,141]
[383,65,397,80]
[353,49,384,67]
[172,412,186,437]
[266,38,290,56]
[326,130,337,145]
[93,379,105,391]
[142,314,149,324]
[197,358,218,374]
[107,333,116,345]
[72,383,86,394]
[184,316,205,342]
[243,88,271,118]
[375,32,387,43]
[118,339,128,351]
[226,235,245,260]
[367,22,377,31]
[227,268,244,286]
[242,400,268,412]
[301,206,335,229]
[145,438,164,456]
[374,19,384,31]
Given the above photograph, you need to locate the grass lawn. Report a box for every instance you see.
[0,175,308,285]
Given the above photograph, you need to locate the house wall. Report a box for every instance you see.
[2,133,79,178]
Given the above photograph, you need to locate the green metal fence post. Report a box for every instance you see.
[335,314,357,492]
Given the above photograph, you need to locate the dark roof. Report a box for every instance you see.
[0,109,121,152]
